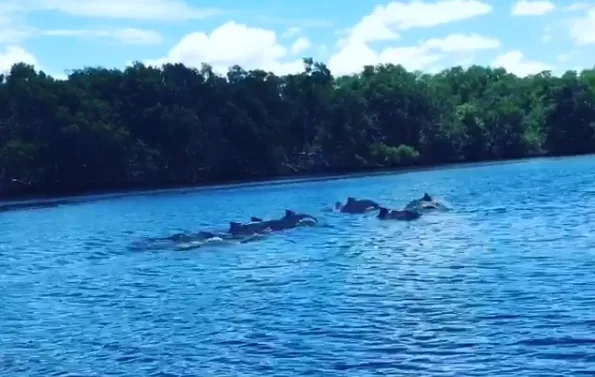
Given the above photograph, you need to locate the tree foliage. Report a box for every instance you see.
[1,59,594,198]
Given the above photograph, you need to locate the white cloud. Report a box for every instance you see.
[421,33,500,52]
[327,40,442,76]
[492,50,552,76]
[0,3,168,45]
[327,41,377,75]
[456,56,476,68]
[0,28,33,44]
[377,45,444,71]
[282,27,301,38]
[0,45,37,73]
[511,0,555,16]
[328,32,499,76]
[371,0,492,30]
[346,13,400,44]
[41,28,163,45]
[341,0,491,45]
[328,1,493,75]
[0,9,34,43]
[291,37,311,54]
[144,21,304,75]
[564,2,594,12]
[28,0,220,21]
[568,6,595,45]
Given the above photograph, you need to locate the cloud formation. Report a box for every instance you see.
[328,0,496,75]
[143,21,305,75]
[567,5,595,45]
[41,28,164,45]
[0,45,37,73]
[20,0,220,21]
[511,1,556,16]
[0,0,590,78]
[492,50,553,76]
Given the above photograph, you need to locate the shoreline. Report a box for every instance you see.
[0,153,588,212]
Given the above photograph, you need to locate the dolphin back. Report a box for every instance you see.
[228,221,242,233]
[341,198,380,213]
[297,214,317,225]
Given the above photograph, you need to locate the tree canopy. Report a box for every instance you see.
[1,58,594,198]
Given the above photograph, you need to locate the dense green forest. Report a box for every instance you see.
[1,58,594,198]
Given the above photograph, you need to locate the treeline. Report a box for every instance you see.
[1,58,595,198]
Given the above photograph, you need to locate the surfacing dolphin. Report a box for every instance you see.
[129,230,228,251]
[228,209,318,236]
[377,207,421,221]
[132,214,269,251]
[281,209,318,229]
[175,232,267,251]
[156,230,226,243]
[227,217,270,237]
[404,193,447,212]
[335,197,380,214]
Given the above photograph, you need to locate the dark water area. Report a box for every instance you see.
[2,155,595,376]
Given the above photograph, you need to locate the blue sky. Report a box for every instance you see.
[0,0,593,78]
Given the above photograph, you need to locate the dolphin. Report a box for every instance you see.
[228,218,271,236]
[404,193,446,212]
[131,229,236,251]
[159,230,224,243]
[377,207,421,221]
[228,210,318,236]
[278,209,318,229]
[175,236,230,251]
[335,197,381,214]
[175,225,275,250]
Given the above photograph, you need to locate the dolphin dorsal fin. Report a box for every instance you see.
[251,217,262,222]
[285,209,296,217]
[423,193,432,201]
[347,197,356,203]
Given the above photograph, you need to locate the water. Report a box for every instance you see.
[2,156,595,377]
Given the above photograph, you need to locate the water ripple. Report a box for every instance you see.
[2,156,595,376]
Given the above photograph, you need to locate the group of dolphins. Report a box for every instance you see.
[335,193,446,220]
[138,193,447,251]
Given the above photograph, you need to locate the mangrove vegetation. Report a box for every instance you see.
[1,58,594,198]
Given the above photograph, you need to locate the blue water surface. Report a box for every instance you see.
[2,156,595,377]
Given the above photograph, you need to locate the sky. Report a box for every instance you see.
[0,0,594,78]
